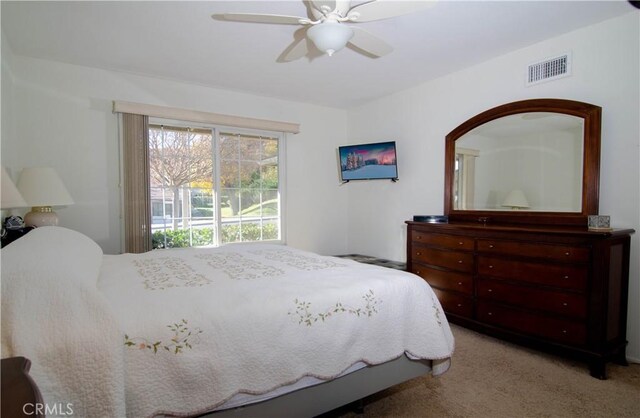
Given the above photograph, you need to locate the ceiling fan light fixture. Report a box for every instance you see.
[307,22,354,56]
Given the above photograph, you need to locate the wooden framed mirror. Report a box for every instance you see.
[444,99,601,226]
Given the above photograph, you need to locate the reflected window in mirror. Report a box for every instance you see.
[454,147,479,210]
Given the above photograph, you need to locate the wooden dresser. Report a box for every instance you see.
[406,221,633,379]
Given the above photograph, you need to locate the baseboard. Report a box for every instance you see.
[626,355,640,364]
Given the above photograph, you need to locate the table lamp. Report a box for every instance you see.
[1,167,28,210]
[502,189,529,210]
[1,167,28,240]
[16,167,74,227]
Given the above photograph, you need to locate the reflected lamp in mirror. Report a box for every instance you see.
[502,189,529,210]
[1,167,28,209]
[16,167,74,227]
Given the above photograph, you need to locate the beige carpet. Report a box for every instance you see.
[323,325,640,418]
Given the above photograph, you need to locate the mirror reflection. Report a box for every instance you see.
[454,112,584,212]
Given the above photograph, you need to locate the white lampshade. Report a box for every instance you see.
[502,189,530,210]
[17,167,74,227]
[1,167,28,209]
[307,22,354,56]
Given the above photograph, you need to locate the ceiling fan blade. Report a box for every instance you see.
[212,13,307,25]
[348,0,435,22]
[348,26,393,57]
[279,36,310,62]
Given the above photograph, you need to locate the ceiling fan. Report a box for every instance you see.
[212,0,435,61]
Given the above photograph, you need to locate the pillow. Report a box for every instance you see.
[1,226,103,287]
[1,226,126,416]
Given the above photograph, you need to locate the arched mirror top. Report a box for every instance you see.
[444,98,601,226]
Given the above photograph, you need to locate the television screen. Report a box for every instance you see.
[338,141,398,181]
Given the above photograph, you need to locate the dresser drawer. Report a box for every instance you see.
[477,239,590,263]
[432,288,473,318]
[477,256,587,291]
[477,278,587,319]
[411,263,473,295]
[412,246,474,273]
[411,231,474,251]
[477,301,587,346]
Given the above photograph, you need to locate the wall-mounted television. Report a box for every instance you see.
[338,141,398,182]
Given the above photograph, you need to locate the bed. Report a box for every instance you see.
[1,227,454,417]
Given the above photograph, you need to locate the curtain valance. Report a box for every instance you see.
[113,101,300,134]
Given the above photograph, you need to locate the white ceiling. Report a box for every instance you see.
[1,1,635,109]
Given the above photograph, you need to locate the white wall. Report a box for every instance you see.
[1,37,18,176]
[347,12,640,360]
[0,50,349,256]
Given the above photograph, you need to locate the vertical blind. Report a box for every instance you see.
[122,113,152,253]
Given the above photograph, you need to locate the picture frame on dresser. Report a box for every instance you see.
[407,98,635,379]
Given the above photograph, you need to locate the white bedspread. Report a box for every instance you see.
[98,243,454,417]
[2,227,453,418]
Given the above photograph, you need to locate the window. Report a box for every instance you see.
[149,122,283,249]
[453,147,479,210]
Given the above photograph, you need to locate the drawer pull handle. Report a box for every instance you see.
[417,236,422,240]
[458,260,463,264]
[562,302,568,306]
[489,265,494,269]
[488,312,493,316]
[457,282,463,285]
[563,275,569,279]
[565,252,570,256]
[457,303,462,307]
[416,270,421,275]
[488,289,493,292]
[562,330,567,334]
[458,242,464,245]
[416,252,421,256]
[489,244,494,249]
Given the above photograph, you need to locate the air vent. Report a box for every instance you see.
[527,53,571,86]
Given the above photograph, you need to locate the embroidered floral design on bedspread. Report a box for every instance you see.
[433,302,443,326]
[250,248,346,271]
[429,293,444,326]
[133,257,211,290]
[124,319,203,354]
[289,290,381,326]
[194,253,285,280]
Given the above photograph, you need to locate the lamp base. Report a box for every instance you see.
[24,206,59,227]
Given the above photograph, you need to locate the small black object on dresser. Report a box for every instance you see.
[413,215,448,223]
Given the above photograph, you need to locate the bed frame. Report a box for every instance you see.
[203,355,432,417]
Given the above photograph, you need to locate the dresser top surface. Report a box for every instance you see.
[406,221,635,238]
